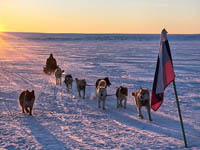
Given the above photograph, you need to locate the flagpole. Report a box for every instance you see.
[173,80,188,148]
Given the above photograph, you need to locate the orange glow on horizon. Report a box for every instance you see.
[0,33,11,58]
[0,33,11,48]
[0,33,26,61]
[0,1,199,34]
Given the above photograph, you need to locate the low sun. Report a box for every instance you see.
[0,24,5,32]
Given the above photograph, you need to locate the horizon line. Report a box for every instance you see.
[1,31,200,35]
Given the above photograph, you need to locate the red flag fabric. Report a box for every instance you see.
[151,29,175,111]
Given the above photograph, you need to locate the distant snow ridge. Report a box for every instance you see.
[4,32,200,42]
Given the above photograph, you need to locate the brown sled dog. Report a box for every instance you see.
[18,90,35,115]
[116,86,128,109]
[75,78,86,99]
[96,80,107,110]
[131,88,152,121]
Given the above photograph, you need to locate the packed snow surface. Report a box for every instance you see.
[0,33,199,149]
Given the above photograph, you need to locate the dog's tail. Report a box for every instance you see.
[98,80,107,89]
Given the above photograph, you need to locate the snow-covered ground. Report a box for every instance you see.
[0,33,199,149]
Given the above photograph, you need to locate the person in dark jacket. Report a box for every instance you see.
[44,54,58,74]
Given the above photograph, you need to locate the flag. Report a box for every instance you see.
[151,29,175,111]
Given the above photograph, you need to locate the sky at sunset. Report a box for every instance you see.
[0,0,199,34]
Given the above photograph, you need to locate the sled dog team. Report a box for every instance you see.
[19,73,152,121]
[18,54,152,121]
